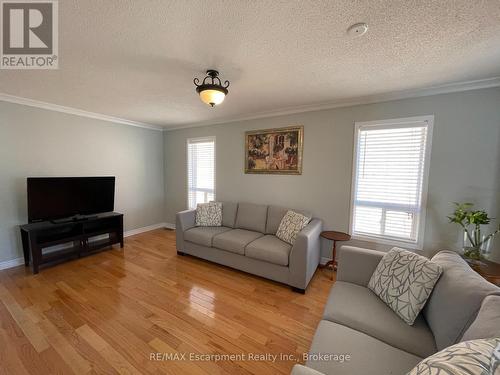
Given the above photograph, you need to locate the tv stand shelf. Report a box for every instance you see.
[20,212,123,274]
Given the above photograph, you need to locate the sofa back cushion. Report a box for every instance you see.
[266,206,288,234]
[266,205,311,234]
[461,295,500,341]
[220,201,238,228]
[423,251,500,350]
[235,202,268,233]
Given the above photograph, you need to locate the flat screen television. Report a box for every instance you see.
[27,177,115,222]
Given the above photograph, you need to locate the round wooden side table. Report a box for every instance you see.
[320,231,351,280]
[465,258,500,286]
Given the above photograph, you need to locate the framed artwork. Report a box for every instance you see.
[245,125,303,174]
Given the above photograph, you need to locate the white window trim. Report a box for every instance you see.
[186,136,216,210]
[349,115,434,250]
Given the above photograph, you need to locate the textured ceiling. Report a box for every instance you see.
[1,0,500,128]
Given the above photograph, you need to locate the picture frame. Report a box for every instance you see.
[244,125,304,174]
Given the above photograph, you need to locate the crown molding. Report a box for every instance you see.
[164,76,500,131]
[2,76,499,132]
[0,93,164,131]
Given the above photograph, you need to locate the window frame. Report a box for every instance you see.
[349,115,434,250]
[186,136,216,210]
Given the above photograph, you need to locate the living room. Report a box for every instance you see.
[0,1,499,374]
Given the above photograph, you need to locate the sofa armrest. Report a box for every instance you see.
[176,209,196,232]
[336,245,384,287]
[175,209,196,251]
[290,365,325,375]
[289,219,322,290]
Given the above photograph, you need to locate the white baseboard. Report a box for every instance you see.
[320,256,332,265]
[164,222,176,230]
[124,222,170,237]
[0,257,24,270]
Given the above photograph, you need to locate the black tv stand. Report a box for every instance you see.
[20,212,123,274]
[51,214,97,224]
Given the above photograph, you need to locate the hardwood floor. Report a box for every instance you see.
[0,229,333,375]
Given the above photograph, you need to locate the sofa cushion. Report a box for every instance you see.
[336,246,385,287]
[307,320,421,375]
[235,202,268,233]
[461,295,500,341]
[266,205,311,234]
[212,229,263,255]
[423,251,500,350]
[266,206,288,234]
[245,235,291,266]
[408,338,500,375]
[323,281,437,358]
[221,201,238,228]
[368,247,442,325]
[184,226,231,247]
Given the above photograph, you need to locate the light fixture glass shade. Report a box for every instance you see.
[199,89,226,106]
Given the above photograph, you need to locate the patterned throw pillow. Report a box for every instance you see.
[195,202,222,227]
[276,210,311,245]
[407,338,500,375]
[368,247,442,325]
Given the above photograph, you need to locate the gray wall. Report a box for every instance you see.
[0,101,165,263]
[164,88,500,259]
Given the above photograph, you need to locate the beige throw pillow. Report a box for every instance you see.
[368,247,442,325]
[276,210,311,245]
[195,202,222,226]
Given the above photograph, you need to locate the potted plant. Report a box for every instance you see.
[448,202,500,261]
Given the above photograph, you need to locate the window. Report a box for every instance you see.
[187,137,215,209]
[350,116,433,249]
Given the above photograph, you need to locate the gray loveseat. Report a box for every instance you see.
[292,246,500,375]
[176,202,322,292]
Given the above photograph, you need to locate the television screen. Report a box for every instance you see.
[27,177,115,222]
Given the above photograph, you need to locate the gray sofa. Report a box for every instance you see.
[292,246,500,375]
[176,202,322,292]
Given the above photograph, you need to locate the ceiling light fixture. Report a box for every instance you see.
[347,23,368,37]
[193,70,230,107]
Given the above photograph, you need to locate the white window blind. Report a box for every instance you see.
[350,117,433,248]
[187,137,215,210]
